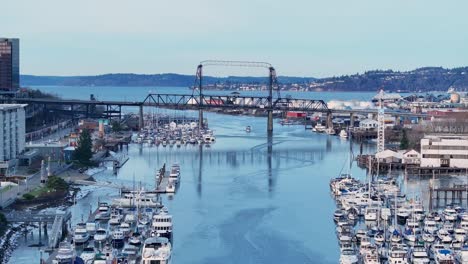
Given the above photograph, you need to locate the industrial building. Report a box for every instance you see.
[0,104,27,174]
[420,135,468,168]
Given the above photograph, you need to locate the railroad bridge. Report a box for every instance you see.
[1,60,429,132]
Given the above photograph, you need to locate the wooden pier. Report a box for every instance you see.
[429,184,468,210]
[357,154,468,176]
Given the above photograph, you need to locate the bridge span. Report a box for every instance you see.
[2,94,429,132]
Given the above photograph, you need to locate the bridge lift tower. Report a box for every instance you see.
[377,89,385,153]
[194,60,280,134]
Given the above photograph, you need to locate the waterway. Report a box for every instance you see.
[10,88,379,263]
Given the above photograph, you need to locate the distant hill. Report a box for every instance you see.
[20,66,468,92]
[21,73,316,87]
[311,67,468,92]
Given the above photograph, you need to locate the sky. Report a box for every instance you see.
[2,0,468,77]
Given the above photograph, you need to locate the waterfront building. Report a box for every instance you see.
[0,38,20,92]
[375,149,402,163]
[401,149,421,165]
[0,104,26,174]
[359,119,379,131]
[420,135,468,168]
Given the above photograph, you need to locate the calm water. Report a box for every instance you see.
[10,87,380,263]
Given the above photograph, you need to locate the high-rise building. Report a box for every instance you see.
[0,104,26,172]
[0,38,20,91]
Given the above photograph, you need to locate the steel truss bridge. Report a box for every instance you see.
[1,60,429,132]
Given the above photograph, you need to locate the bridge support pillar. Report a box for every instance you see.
[350,113,355,128]
[138,105,144,130]
[417,116,423,124]
[267,110,273,133]
[198,109,203,134]
[327,112,333,129]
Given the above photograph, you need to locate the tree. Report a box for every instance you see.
[73,129,93,164]
[400,129,409,150]
[46,176,69,191]
[111,121,122,132]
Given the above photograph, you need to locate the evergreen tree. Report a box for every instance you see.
[74,129,93,164]
[400,129,409,150]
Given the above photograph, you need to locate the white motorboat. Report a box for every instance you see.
[165,182,175,193]
[423,219,438,234]
[109,212,123,226]
[339,129,348,138]
[455,228,467,242]
[119,222,131,236]
[325,127,336,135]
[434,249,455,264]
[456,246,468,264]
[129,231,143,247]
[443,207,458,222]
[314,124,326,133]
[246,126,251,133]
[410,245,430,264]
[141,237,172,264]
[364,207,378,221]
[363,248,379,264]
[388,245,409,264]
[111,230,125,248]
[437,228,453,243]
[94,228,108,243]
[112,192,161,208]
[80,246,95,264]
[122,244,139,258]
[95,202,111,220]
[53,241,76,264]
[169,164,181,184]
[151,209,173,241]
[86,222,97,237]
[73,223,90,244]
[339,248,358,264]
[422,232,435,243]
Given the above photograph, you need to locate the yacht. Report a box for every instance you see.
[339,248,358,264]
[129,231,143,246]
[119,222,131,236]
[53,241,77,264]
[151,209,173,242]
[109,212,123,225]
[410,246,430,264]
[443,207,458,222]
[95,202,111,220]
[339,129,348,138]
[94,228,108,243]
[73,223,90,244]
[313,123,326,133]
[111,230,125,248]
[141,237,172,264]
[169,164,181,184]
[246,126,251,133]
[434,249,455,264]
[424,219,438,234]
[363,248,379,264]
[422,232,435,243]
[112,192,161,208]
[456,246,468,264]
[122,244,139,259]
[165,182,175,193]
[80,246,95,264]
[455,228,467,242]
[325,127,336,135]
[86,222,97,237]
[364,207,378,221]
[388,245,409,264]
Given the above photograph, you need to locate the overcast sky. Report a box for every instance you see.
[3,0,468,77]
